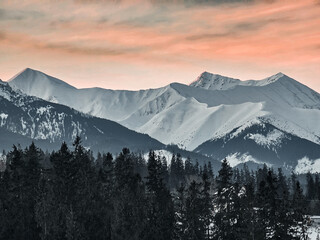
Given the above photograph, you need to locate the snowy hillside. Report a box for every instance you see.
[194,121,320,170]
[9,68,180,123]
[0,80,165,153]
[8,68,320,169]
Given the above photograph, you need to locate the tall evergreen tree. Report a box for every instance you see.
[201,171,213,239]
[215,159,237,239]
[185,180,205,240]
[174,184,187,240]
[112,148,147,240]
[306,172,315,200]
[23,143,43,240]
[292,181,308,239]
[145,151,175,240]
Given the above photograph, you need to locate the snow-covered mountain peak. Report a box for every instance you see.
[9,68,76,92]
[189,71,299,90]
[8,68,77,104]
[190,72,241,90]
[259,72,291,85]
[273,72,286,78]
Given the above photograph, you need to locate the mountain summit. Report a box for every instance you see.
[190,72,242,90]
[189,71,294,90]
[10,68,75,89]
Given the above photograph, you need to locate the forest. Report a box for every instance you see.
[0,137,319,240]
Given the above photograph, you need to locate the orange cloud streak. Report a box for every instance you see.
[0,0,319,91]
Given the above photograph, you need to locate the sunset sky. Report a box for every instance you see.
[0,0,319,91]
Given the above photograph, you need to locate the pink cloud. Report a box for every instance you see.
[0,0,319,91]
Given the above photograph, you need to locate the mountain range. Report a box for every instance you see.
[2,68,320,172]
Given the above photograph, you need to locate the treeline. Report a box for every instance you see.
[0,138,316,240]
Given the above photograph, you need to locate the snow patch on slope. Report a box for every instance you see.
[0,88,11,101]
[295,157,320,174]
[226,153,269,168]
[0,113,8,126]
[37,106,53,115]
[228,118,263,140]
[245,129,285,148]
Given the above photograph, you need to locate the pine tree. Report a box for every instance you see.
[0,156,10,239]
[292,181,308,239]
[145,151,175,240]
[201,171,213,239]
[112,148,147,240]
[133,153,148,179]
[306,172,315,200]
[35,170,57,240]
[215,159,237,239]
[184,157,194,177]
[161,156,170,187]
[290,171,297,196]
[36,142,73,239]
[217,159,233,192]
[0,143,43,239]
[207,161,214,179]
[170,154,177,188]
[146,151,163,194]
[256,178,270,239]
[194,160,200,176]
[185,180,205,240]
[23,143,43,239]
[175,184,187,240]
[274,168,294,240]
[170,153,185,189]
[238,180,256,240]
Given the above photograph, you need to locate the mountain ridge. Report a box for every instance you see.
[189,71,303,91]
[6,68,320,170]
[0,80,165,153]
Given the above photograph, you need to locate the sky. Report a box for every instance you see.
[0,0,320,92]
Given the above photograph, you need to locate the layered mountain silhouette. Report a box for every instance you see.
[3,68,320,171]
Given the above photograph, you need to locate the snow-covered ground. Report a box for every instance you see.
[309,226,320,239]
[306,216,320,239]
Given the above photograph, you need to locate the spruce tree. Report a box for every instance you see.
[201,171,213,239]
[145,151,175,240]
[174,184,187,240]
[112,148,147,240]
[215,159,237,239]
[292,181,308,239]
[23,143,43,240]
[185,180,205,240]
[306,172,315,200]
[4,146,31,239]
